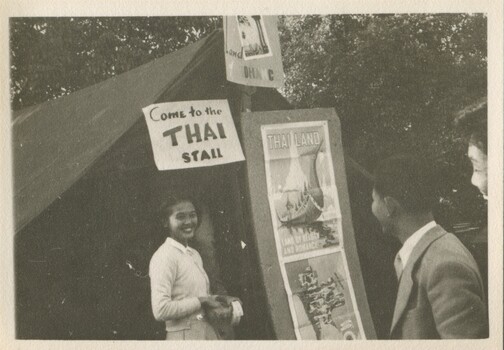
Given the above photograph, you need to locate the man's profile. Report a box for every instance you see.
[371,155,487,339]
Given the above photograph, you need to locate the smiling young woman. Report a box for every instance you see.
[164,200,199,247]
[149,195,224,340]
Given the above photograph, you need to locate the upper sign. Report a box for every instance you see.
[224,16,285,88]
[142,100,245,170]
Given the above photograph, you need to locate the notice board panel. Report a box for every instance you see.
[240,108,376,339]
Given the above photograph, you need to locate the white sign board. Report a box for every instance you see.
[224,16,284,88]
[142,100,245,170]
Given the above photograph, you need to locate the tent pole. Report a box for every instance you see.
[238,85,257,112]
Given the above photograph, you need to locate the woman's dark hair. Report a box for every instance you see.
[157,194,201,234]
[455,97,487,155]
[373,154,437,214]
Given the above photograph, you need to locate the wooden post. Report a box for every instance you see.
[238,85,257,113]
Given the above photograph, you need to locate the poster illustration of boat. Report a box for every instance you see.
[261,121,365,339]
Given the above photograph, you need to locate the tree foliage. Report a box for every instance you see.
[279,14,487,222]
[280,14,485,163]
[10,17,220,110]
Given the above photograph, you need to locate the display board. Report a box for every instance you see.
[240,108,376,339]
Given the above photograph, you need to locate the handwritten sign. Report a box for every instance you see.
[224,16,284,88]
[142,100,245,170]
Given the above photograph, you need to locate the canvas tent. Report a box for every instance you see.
[13,31,223,232]
[13,30,399,339]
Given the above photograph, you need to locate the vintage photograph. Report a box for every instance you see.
[5,7,500,346]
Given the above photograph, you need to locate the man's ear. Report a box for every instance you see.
[384,196,401,217]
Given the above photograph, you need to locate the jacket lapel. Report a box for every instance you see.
[390,226,446,336]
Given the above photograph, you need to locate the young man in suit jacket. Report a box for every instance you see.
[371,155,488,339]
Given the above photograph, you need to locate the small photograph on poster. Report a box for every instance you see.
[262,122,343,258]
[236,16,273,60]
[285,252,363,340]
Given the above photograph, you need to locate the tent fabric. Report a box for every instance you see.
[13,31,222,232]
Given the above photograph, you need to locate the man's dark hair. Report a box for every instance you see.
[455,97,487,155]
[373,154,437,213]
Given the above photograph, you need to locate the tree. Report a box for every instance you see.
[279,14,487,224]
[10,17,220,110]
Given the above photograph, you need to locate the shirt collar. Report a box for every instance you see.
[166,237,191,254]
[397,221,437,269]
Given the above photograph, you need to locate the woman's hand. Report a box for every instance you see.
[198,296,221,309]
[215,295,242,306]
[207,305,232,322]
